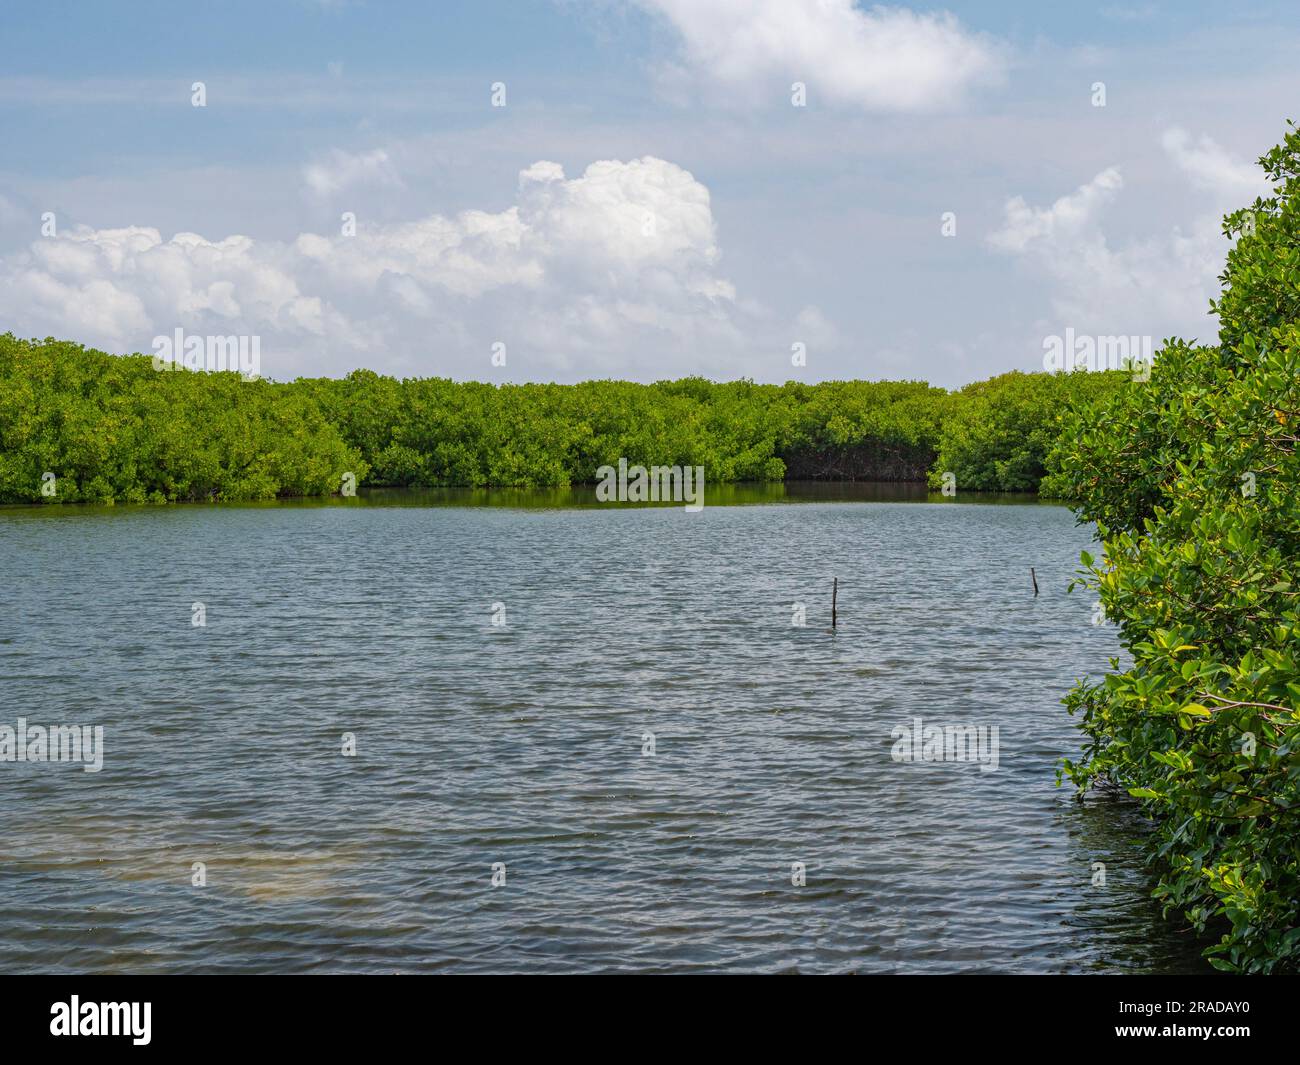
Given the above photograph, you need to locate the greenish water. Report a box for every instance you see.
[345,482,1046,508]
[0,479,1046,512]
[0,485,1209,973]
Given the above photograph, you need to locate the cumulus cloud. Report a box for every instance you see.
[636,0,1005,111]
[986,130,1269,346]
[2,224,336,354]
[986,167,1124,256]
[0,156,745,379]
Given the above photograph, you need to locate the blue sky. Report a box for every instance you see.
[1,1,1296,385]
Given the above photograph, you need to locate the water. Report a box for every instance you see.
[0,488,1211,973]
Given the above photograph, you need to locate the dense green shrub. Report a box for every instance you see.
[1055,121,1300,973]
[0,337,364,503]
[1,333,1114,503]
[933,370,1128,492]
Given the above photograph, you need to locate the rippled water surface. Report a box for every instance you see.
[0,489,1211,973]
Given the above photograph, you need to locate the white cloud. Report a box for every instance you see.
[636,0,1005,111]
[986,168,1124,255]
[0,156,746,379]
[1160,127,1269,202]
[302,147,402,198]
[3,224,335,353]
[986,130,1268,347]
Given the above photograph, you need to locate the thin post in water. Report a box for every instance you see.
[832,576,838,628]
[1031,566,1039,597]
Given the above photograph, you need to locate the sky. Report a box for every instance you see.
[0,0,1295,386]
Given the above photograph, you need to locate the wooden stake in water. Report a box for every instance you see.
[832,577,838,629]
[1031,567,1039,597]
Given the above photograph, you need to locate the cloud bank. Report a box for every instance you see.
[0,156,748,380]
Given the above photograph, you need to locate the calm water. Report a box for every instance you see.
[0,487,1211,973]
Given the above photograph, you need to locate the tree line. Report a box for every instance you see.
[0,336,1122,504]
